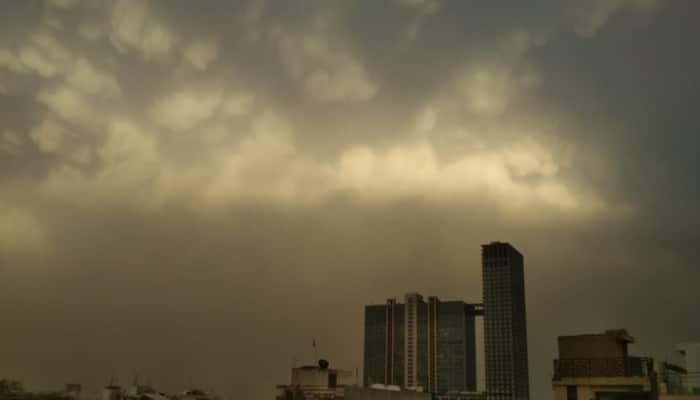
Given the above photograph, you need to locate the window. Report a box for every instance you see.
[567,385,577,400]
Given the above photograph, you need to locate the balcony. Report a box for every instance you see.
[553,357,654,380]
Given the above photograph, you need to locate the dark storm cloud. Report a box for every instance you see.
[2,1,699,399]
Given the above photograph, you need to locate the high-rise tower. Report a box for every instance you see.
[482,242,529,400]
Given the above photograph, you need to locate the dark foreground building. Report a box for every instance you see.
[482,242,529,400]
[363,293,481,395]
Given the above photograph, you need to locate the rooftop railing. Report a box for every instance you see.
[553,357,654,380]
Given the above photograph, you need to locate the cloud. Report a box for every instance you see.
[221,92,255,117]
[454,63,539,117]
[46,0,81,9]
[18,47,58,78]
[30,117,70,154]
[279,34,377,102]
[37,86,100,128]
[110,0,150,52]
[1,130,23,155]
[336,140,590,213]
[568,0,660,37]
[66,58,121,98]
[456,65,517,117]
[110,0,177,60]
[199,111,598,215]
[0,204,45,253]
[203,111,334,206]
[29,117,93,164]
[0,49,28,74]
[7,33,73,78]
[89,119,165,206]
[141,23,178,60]
[182,39,219,70]
[415,106,438,135]
[150,90,223,132]
[78,21,107,41]
[396,0,442,40]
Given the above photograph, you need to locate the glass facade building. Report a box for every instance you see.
[482,242,529,400]
[364,293,479,395]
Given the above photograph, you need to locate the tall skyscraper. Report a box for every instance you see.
[482,242,529,400]
[363,293,479,394]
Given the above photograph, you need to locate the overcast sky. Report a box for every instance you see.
[1,0,699,399]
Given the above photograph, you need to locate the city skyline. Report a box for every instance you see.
[2,1,700,400]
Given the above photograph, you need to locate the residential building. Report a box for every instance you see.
[363,293,481,395]
[552,329,656,400]
[552,330,700,400]
[482,242,529,400]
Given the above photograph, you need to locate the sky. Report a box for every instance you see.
[1,0,699,399]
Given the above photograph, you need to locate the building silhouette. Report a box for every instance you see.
[363,293,481,395]
[482,242,529,400]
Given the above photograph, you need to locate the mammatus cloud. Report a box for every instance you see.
[66,58,121,98]
[29,117,92,165]
[567,0,661,37]
[1,130,23,155]
[37,86,101,129]
[0,0,630,224]
[278,34,377,102]
[7,33,73,78]
[110,0,177,61]
[395,0,442,40]
[181,39,219,71]
[150,90,224,132]
[46,0,81,9]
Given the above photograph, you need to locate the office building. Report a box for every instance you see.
[482,242,529,400]
[363,293,480,395]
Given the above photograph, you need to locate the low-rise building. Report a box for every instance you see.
[552,330,700,400]
[552,329,655,400]
[276,359,356,400]
[677,344,700,395]
[275,360,435,400]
